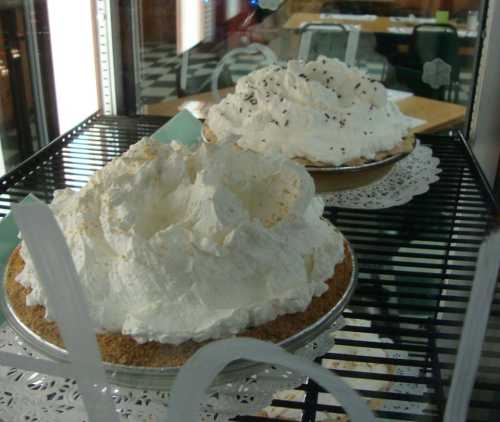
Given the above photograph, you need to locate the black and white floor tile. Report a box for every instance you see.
[138,42,273,106]
[138,42,473,108]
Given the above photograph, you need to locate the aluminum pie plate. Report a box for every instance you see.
[304,141,415,173]
[201,129,415,175]
[1,238,357,390]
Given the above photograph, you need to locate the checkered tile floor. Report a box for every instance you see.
[139,42,266,106]
[139,42,472,108]
[139,43,182,104]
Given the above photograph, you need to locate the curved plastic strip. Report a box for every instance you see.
[12,201,119,422]
[444,231,500,422]
[168,337,375,422]
[0,350,71,379]
[210,43,277,102]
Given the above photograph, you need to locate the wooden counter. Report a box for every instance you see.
[397,95,466,133]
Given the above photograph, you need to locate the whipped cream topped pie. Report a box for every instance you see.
[205,56,414,167]
[6,138,353,367]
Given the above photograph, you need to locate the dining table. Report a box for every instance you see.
[283,13,474,35]
[282,13,477,56]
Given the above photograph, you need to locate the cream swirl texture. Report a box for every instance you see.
[207,56,411,166]
[16,138,345,345]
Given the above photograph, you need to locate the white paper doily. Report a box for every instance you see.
[0,318,344,422]
[323,143,441,209]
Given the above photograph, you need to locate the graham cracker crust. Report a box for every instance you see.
[5,243,352,368]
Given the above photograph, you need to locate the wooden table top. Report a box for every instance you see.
[283,13,465,34]
[397,96,465,134]
[145,91,465,134]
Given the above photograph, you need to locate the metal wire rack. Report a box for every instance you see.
[0,113,498,421]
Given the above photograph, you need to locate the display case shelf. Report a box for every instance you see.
[0,113,498,421]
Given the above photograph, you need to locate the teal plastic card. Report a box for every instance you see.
[151,110,202,149]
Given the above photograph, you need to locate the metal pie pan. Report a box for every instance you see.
[201,129,415,175]
[200,127,215,144]
[1,237,357,390]
[304,140,415,173]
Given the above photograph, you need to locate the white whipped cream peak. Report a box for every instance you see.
[207,56,411,166]
[17,138,345,345]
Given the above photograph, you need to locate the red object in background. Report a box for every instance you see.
[224,1,256,48]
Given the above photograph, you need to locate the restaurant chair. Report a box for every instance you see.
[298,23,350,63]
[413,24,460,101]
[393,24,460,102]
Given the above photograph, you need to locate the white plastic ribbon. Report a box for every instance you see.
[0,349,71,379]
[344,25,360,66]
[12,200,118,422]
[444,231,500,422]
[168,337,376,422]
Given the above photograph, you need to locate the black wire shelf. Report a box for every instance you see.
[0,113,498,421]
